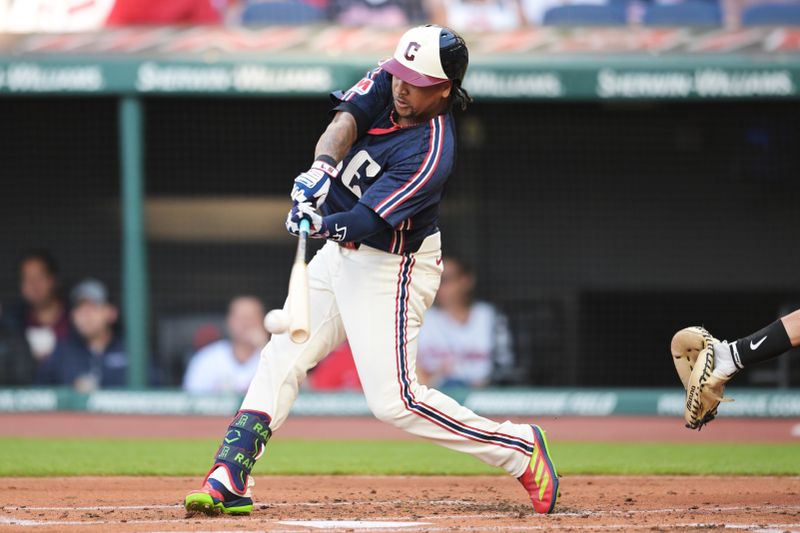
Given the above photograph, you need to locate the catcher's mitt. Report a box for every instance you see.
[670,327,732,430]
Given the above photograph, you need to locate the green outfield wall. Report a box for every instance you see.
[2,388,800,417]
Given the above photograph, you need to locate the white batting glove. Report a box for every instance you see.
[285,202,328,239]
[290,159,338,208]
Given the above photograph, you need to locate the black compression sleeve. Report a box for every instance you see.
[324,203,388,243]
[732,319,793,368]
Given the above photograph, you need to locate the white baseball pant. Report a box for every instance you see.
[240,233,535,477]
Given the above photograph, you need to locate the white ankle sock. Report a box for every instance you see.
[209,467,254,498]
[712,341,739,379]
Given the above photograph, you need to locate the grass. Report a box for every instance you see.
[1,438,798,477]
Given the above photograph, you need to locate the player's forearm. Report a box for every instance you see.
[323,203,387,242]
[780,308,800,346]
[315,112,358,163]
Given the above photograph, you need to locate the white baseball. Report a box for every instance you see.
[264,309,290,334]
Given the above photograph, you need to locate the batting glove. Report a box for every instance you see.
[290,159,338,208]
[286,201,328,239]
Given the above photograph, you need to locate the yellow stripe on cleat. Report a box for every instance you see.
[539,472,550,501]
[534,458,544,487]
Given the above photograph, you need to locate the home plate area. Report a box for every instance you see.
[277,520,430,529]
[2,476,800,532]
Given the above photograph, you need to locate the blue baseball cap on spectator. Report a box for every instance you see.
[71,278,109,305]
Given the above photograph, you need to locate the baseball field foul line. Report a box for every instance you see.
[2,515,800,532]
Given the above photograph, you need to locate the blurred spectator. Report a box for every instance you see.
[329,0,426,27]
[106,0,222,25]
[722,0,800,27]
[519,0,607,25]
[1,250,70,367]
[307,341,362,391]
[0,0,113,33]
[429,0,524,31]
[36,278,127,391]
[183,296,268,393]
[240,0,326,25]
[417,256,515,388]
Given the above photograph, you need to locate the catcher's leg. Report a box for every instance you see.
[334,236,558,514]
[186,243,347,516]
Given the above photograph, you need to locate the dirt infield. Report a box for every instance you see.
[2,413,799,442]
[2,415,799,531]
[2,475,799,532]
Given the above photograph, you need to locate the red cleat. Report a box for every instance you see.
[517,424,560,514]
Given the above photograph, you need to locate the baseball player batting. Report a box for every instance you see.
[184,25,559,516]
[672,308,800,429]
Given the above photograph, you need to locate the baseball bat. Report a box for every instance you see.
[287,218,311,344]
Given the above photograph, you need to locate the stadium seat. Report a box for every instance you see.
[742,3,800,26]
[157,313,225,387]
[241,0,326,25]
[0,322,35,386]
[500,299,568,386]
[642,1,722,26]
[542,4,629,26]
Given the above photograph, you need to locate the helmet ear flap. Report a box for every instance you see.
[439,27,469,86]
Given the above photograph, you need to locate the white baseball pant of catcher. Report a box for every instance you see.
[239,232,536,478]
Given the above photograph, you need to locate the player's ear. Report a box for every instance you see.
[440,81,452,100]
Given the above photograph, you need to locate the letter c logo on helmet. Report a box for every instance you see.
[382,25,469,88]
[404,42,421,61]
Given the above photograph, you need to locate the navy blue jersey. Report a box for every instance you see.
[323,67,456,254]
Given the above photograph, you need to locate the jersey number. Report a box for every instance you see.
[340,150,381,198]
